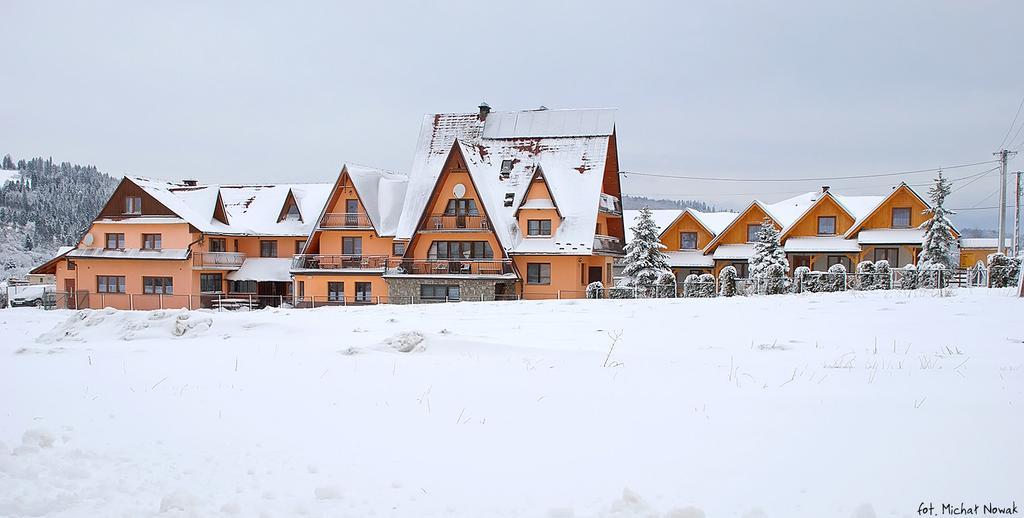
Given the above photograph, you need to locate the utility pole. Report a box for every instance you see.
[994,150,1016,254]
[1015,171,1022,257]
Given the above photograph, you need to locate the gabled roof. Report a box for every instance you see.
[514,166,562,218]
[123,177,332,236]
[344,164,409,236]
[702,200,779,254]
[622,208,738,244]
[777,191,860,240]
[843,182,943,238]
[396,107,617,255]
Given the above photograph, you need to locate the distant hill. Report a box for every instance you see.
[0,154,118,280]
[622,195,718,212]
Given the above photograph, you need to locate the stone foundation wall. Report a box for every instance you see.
[385,277,516,304]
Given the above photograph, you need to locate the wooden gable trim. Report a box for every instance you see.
[658,209,715,242]
[405,141,508,258]
[97,177,177,219]
[778,191,855,242]
[842,183,958,238]
[514,165,563,218]
[212,190,229,225]
[702,201,778,254]
[276,188,303,223]
[299,165,383,255]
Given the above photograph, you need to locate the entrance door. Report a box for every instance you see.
[64,279,76,309]
[588,266,603,284]
[355,282,372,303]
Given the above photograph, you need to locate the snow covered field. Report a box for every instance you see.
[1,290,1022,518]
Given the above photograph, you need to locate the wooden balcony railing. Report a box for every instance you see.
[320,212,373,229]
[420,213,491,231]
[386,258,514,276]
[593,234,624,254]
[291,254,390,271]
[192,251,247,269]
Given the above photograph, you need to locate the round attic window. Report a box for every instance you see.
[453,183,466,198]
[82,233,94,246]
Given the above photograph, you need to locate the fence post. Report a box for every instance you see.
[557,290,561,300]
[129,294,134,311]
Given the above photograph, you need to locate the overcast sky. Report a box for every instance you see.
[3,1,1023,229]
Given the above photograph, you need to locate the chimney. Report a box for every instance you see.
[478,102,491,121]
[821,185,830,193]
[182,179,198,187]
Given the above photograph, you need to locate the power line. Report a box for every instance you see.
[999,93,1024,149]
[619,159,998,183]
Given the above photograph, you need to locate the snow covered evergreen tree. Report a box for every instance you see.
[874,260,892,290]
[856,260,875,290]
[718,265,737,297]
[748,218,789,295]
[987,252,1021,288]
[825,263,847,292]
[621,207,670,291]
[918,171,957,269]
[900,263,918,290]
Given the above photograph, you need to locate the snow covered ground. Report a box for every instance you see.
[1,289,1022,518]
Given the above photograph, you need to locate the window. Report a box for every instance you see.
[143,277,173,294]
[421,284,460,301]
[392,242,406,256]
[328,282,345,301]
[680,232,698,250]
[747,224,760,243]
[354,282,371,302]
[124,196,142,215]
[342,237,362,255]
[527,263,551,285]
[345,199,359,226]
[67,259,76,271]
[295,240,304,254]
[260,240,278,258]
[97,275,126,293]
[892,207,911,228]
[873,248,899,264]
[827,255,852,270]
[233,239,239,252]
[731,262,749,278]
[297,281,305,299]
[817,216,836,236]
[500,159,513,178]
[105,233,125,250]
[229,280,256,293]
[200,273,223,293]
[527,219,552,236]
[445,199,479,216]
[142,234,162,250]
[209,238,226,252]
[285,202,301,220]
[428,241,493,259]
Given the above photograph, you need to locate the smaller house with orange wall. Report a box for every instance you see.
[624,208,738,280]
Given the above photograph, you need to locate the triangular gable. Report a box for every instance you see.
[514,165,563,218]
[276,188,303,223]
[779,191,856,241]
[98,177,177,219]
[406,141,508,256]
[702,200,778,254]
[213,190,229,225]
[658,209,716,242]
[300,165,380,255]
[843,183,958,238]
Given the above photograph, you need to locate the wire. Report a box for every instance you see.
[618,159,998,183]
[999,93,1024,149]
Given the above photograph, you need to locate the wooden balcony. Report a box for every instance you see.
[386,258,514,276]
[420,213,491,232]
[593,234,624,255]
[599,193,622,215]
[320,212,373,229]
[291,254,390,271]
[192,252,247,269]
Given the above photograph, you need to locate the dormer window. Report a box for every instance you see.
[503,192,514,207]
[285,202,301,220]
[892,207,911,228]
[817,216,836,236]
[500,160,513,179]
[124,196,142,215]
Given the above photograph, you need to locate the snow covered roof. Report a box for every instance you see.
[396,107,617,255]
[712,244,755,260]
[623,208,738,243]
[343,164,408,236]
[623,210,681,243]
[665,251,715,268]
[959,238,1012,249]
[856,228,925,244]
[783,237,862,253]
[761,192,819,228]
[227,258,292,282]
[67,248,190,260]
[127,177,332,237]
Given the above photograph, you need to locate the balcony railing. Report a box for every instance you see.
[193,251,247,269]
[291,254,390,271]
[599,193,622,215]
[386,258,514,276]
[593,234,624,254]
[320,212,373,229]
[420,213,491,231]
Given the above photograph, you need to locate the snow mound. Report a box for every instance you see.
[159,491,199,513]
[36,309,214,344]
[313,485,343,500]
[383,331,426,353]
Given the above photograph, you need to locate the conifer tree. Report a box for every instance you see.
[621,207,670,289]
[748,217,789,294]
[918,171,957,269]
